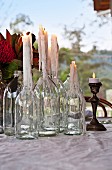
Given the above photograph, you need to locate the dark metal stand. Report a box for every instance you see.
[86,82,107,131]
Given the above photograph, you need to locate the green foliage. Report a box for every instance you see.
[2,60,19,80]
[33,41,38,50]
[32,68,42,85]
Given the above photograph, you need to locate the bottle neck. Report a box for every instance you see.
[51,71,58,79]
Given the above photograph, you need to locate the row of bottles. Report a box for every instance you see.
[1,62,86,139]
[0,31,86,139]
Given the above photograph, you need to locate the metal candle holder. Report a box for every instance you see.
[86,82,107,131]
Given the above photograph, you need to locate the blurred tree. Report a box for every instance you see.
[0,0,14,28]
[10,14,34,34]
[59,24,112,97]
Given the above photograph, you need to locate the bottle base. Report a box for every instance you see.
[16,133,38,140]
[64,130,82,135]
[4,127,15,136]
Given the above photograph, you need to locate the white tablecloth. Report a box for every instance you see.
[0,124,112,170]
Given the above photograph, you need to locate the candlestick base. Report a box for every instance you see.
[86,82,107,131]
[86,118,107,131]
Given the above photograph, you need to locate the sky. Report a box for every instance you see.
[0,0,112,52]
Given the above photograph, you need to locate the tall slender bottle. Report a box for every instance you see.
[0,70,6,133]
[15,33,38,139]
[34,26,60,137]
[64,61,86,135]
[3,70,22,136]
[50,35,67,132]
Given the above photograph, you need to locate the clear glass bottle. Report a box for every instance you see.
[65,85,85,135]
[15,86,38,139]
[63,64,85,135]
[34,75,60,137]
[3,71,22,136]
[15,33,38,140]
[0,70,6,134]
[51,72,67,133]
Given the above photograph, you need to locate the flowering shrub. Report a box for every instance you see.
[0,30,39,81]
[0,40,16,63]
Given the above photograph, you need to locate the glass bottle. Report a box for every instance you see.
[0,70,6,134]
[3,71,22,136]
[63,62,86,135]
[15,86,38,139]
[50,35,67,132]
[34,27,60,137]
[15,33,38,139]
[34,74,60,137]
[51,72,67,132]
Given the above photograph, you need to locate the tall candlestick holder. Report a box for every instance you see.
[86,82,107,131]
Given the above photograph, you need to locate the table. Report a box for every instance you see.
[0,123,112,170]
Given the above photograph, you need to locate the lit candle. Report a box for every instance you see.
[70,61,77,91]
[22,33,33,89]
[89,72,99,83]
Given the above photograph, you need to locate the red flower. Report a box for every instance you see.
[0,40,16,63]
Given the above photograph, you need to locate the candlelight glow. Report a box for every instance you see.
[92,72,96,78]
[72,61,77,68]
[22,32,27,36]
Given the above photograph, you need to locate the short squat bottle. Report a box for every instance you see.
[3,71,22,136]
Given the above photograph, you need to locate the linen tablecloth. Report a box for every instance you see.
[0,124,112,170]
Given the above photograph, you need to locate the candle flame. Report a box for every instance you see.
[72,61,77,68]
[72,61,75,64]
[22,32,27,36]
[92,72,96,78]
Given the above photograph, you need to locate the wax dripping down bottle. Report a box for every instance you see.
[15,33,38,139]
[50,35,67,132]
[34,26,60,137]
[64,61,86,135]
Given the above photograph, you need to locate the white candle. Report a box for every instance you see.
[38,26,48,79]
[38,25,44,71]
[51,34,59,78]
[47,47,51,75]
[89,72,99,83]
[70,61,77,91]
[22,33,33,89]
[41,32,47,79]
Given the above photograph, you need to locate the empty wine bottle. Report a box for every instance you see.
[3,71,22,136]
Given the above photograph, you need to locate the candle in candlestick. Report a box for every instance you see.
[89,72,99,83]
